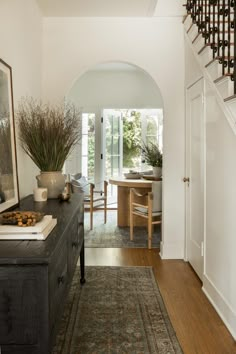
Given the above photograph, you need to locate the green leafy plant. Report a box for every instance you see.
[123,111,141,168]
[17,97,81,171]
[141,141,162,168]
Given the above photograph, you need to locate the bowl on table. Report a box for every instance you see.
[124,172,141,179]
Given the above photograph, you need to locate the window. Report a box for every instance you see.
[81,113,95,179]
[103,108,163,178]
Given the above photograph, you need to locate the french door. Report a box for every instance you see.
[102,108,163,180]
[103,109,123,180]
[186,78,205,280]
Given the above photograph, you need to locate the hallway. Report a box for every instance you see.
[86,248,236,354]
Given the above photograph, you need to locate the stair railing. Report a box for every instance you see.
[185,0,236,95]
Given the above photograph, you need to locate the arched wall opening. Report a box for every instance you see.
[65,61,164,184]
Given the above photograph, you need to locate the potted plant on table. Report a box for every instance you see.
[141,141,163,178]
[17,97,82,198]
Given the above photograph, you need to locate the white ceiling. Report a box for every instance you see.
[36,0,158,17]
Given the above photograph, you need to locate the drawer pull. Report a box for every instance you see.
[72,241,79,248]
[57,276,64,285]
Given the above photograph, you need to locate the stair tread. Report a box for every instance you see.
[214,74,232,83]
[198,43,234,55]
[198,44,212,54]
[205,57,234,68]
[186,7,236,96]
[183,14,189,24]
[224,94,236,102]
[187,23,194,33]
[192,33,201,44]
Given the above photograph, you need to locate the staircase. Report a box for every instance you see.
[183,0,236,131]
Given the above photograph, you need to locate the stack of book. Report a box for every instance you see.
[0,215,57,240]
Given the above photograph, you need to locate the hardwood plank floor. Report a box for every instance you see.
[85,248,236,354]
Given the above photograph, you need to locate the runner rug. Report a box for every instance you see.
[53,266,183,354]
[84,210,161,248]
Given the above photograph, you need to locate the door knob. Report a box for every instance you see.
[183,177,190,183]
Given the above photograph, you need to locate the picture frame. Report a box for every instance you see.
[0,58,19,212]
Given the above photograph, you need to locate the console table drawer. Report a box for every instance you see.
[49,245,68,330]
[0,267,40,345]
[68,220,83,275]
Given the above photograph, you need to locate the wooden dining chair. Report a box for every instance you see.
[71,176,108,230]
[129,181,162,249]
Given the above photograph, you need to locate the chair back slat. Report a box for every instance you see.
[152,181,162,212]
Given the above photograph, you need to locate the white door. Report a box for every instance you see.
[186,78,205,280]
[103,109,123,179]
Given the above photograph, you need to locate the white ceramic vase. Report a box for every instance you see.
[36,171,65,199]
[152,166,162,178]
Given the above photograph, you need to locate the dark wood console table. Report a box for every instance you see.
[0,194,85,354]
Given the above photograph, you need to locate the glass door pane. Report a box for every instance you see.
[140,109,163,170]
[122,110,142,173]
[81,113,95,179]
[103,109,122,200]
[104,109,122,179]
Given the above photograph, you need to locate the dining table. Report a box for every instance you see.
[109,176,161,227]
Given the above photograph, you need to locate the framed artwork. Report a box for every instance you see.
[0,58,19,212]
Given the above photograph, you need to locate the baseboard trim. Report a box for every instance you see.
[202,273,236,340]
[160,241,184,259]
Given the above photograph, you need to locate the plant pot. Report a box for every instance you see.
[36,171,65,199]
[152,167,162,178]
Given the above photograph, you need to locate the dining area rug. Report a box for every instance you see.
[52,266,183,354]
[84,210,161,248]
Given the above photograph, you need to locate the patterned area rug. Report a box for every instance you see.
[53,266,183,354]
[84,210,161,248]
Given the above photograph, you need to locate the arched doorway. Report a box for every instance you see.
[65,61,164,205]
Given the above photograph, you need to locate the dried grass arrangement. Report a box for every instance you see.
[17,97,81,171]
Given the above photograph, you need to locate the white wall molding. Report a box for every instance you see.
[184,30,236,136]
[203,274,236,340]
[160,241,184,259]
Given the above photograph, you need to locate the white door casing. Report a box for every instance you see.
[186,77,205,280]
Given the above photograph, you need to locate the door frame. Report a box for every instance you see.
[185,76,206,280]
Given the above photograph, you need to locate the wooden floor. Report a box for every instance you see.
[85,247,236,354]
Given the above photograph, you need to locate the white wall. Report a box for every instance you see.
[185,40,236,339]
[68,68,163,111]
[42,16,185,259]
[154,0,185,17]
[0,0,43,197]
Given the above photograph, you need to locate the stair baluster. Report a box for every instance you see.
[227,0,232,75]
[212,0,216,58]
[185,0,236,94]
[234,0,236,91]
[217,0,221,57]
[222,0,226,75]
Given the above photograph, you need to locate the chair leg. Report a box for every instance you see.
[148,214,152,250]
[147,193,153,249]
[90,201,93,230]
[130,192,134,241]
[148,223,152,249]
[104,181,108,225]
[130,216,134,241]
[104,199,107,225]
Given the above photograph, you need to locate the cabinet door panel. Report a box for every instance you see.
[67,216,80,275]
[49,244,68,331]
[0,269,38,345]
